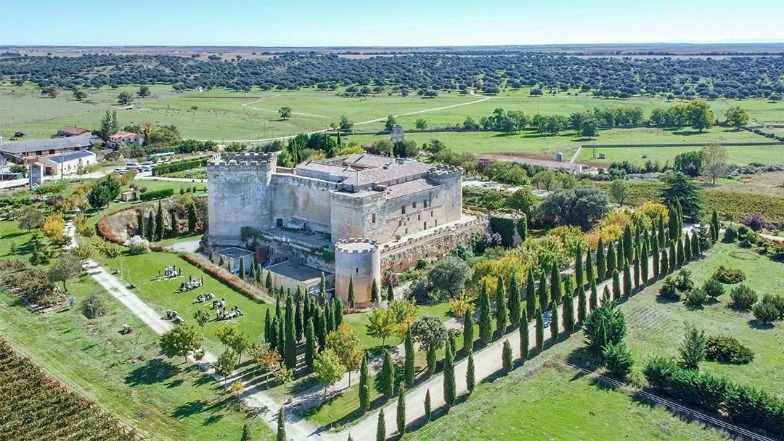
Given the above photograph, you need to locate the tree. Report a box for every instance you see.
[98,110,119,140]
[724,105,749,129]
[385,283,394,303]
[366,307,396,347]
[278,106,292,120]
[537,270,549,311]
[549,302,559,341]
[396,389,406,436]
[623,264,632,298]
[359,354,370,411]
[462,308,474,353]
[404,330,415,387]
[674,150,703,177]
[563,292,575,333]
[428,255,473,298]
[283,296,297,369]
[381,350,395,399]
[276,406,286,441]
[443,344,456,406]
[609,179,628,207]
[577,286,587,324]
[17,207,43,230]
[509,188,536,218]
[384,115,397,132]
[702,144,729,184]
[597,239,607,281]
[580,117,599,138]
[525,272,536,320]
[339,115,354,133]
[426,345,437,376]
[502,339,513,372]
[154,201,164,241]
[550,265,563,304]
[376,409,386,441]
[583,302,626,354]
[660,171,703,219]
[314,349,346,397]
[539,187,610,230]
[535,308,544,352]
[680,324,706,370]
[508,273,521,329]
[602,342,633,379]
[47,254,81,291]
[519,315,530,361]
[495,277,508,336]
[611,269,621,300]
[478,283,492,344]
[411,315,448,352]
[241,423,252,441]
[137,85,151,98]
[686,100,714,132]
[214,349,239,383]
[326,323,364,387]
[589,278,598,310]
[117,91,133,105]
[415,118,428,130]
[424,389,432,421]
[216,325,251,364]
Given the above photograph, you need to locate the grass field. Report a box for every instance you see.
[0,221,274,440]
[579,142,784,167]
[621,243,784,397]
[3,83,784,145]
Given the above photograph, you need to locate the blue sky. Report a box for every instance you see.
[2,0,783,46]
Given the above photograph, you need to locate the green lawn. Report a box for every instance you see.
[621,243,784,396]
[580,142,784,167]
[0,221,274,441]
[404,366,728,441]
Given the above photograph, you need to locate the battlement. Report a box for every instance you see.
[335,238,380,254]
[427,164,463,179]
[209,151,278,167]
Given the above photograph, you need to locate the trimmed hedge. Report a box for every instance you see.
[138,189,174,201]
[644,357,784,435]
[489,216,516,248]
[152,158,208,176]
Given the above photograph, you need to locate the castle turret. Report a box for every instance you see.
[334,238,381,305]
[207,152,278,247]
[428,165,463,222]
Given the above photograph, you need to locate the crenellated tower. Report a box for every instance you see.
[334,238,381,305]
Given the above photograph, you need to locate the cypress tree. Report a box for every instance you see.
[443,344,456,406]
[623,263,632,298]
[535,308,544,352]
[276,407,286,441]
[668,241,677,271]
[264,309,272,343]
[426,345,437,376]
[616,238,625,269]
[136,210,145,238]
[463,308,474,354]
[155,201,164,241]
[651,233,660,279]
[370,278,379,304]
[265,271,273,292]
[502,339,513,372]
[169,208,177,236]
[305,318,316,369]
[575,245,584,288]
[248,259,256,281]
[589,278,598,310]
[325,301,335,335]
[563,291,575,333]
[376,409,386,441]
[676,236,685,267]
[623,225,634,262]
[239,257,246,278]
[424,390,432,421]
[612,269,621,300]
[382,350,395,399]
[478,282,492,344]
[448,332,457,357]
[711,210,720,242]
[146,211,155,242]
[495,276,508,336]
[550,265,563,304]
[316,307,326,349]
[348,276,356,308]
[537,270,549,311]
[519,315,529,361]
[633,258,641,290]
[359,354,369,412]
[525,272,536,320]
[606,242,616,276]
[241,424,251,441]
[284,297,296,367]
[295,297,304,342]
[549,302,559,341]
[508,273,521,329]
[274,293,281,319]
[466,348,476,393]
[319,273,327,304]
[657,215,666,250]
[386,283,394,302]
[661,248,669,275]
[404,330,415,387]
[577,286,587,324]
[585,247,595,285]
[691,231,700,257]
[684,235,692,262]
[640,241,649,284]
[669,204,681,241]
[597,239,607,281]
[275,317,284,357]
[396,389,406,436]
[334,298,343,328]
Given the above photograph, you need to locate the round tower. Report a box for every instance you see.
[334,238,381,306]
[428,165,463,222]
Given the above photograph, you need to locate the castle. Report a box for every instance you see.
[207,152,486,304]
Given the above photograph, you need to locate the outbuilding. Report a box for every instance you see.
[39,150,97,176]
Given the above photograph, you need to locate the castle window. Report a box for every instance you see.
[424,221,427,229]
[402,206,406,214]
[435,219,438,226]
[356,268,359,273]
[418,214,421,221]
[424,200,428,208]
[372,213,376,223]
[413,201,417,208]
[405,228,408,234]
[431,210,434,217]
[399,219,402,226]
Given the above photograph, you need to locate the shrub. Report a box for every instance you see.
[712,266,746,284]
[702,279,725,300]
[724,383,784,435]
[124,235,149,255]
[705,336,754,364]
[722,227,737,243]
[761,294,784,319]
[81,295,105,319]
[683,288,708,308]
[643,357,728,413]
[139,189,174,201]
[742,213,774,232]
[730,284,758,310]
[601,342,633,379]
[674,269,694,292]
[752,301,779,324]
[659,277,680,301]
